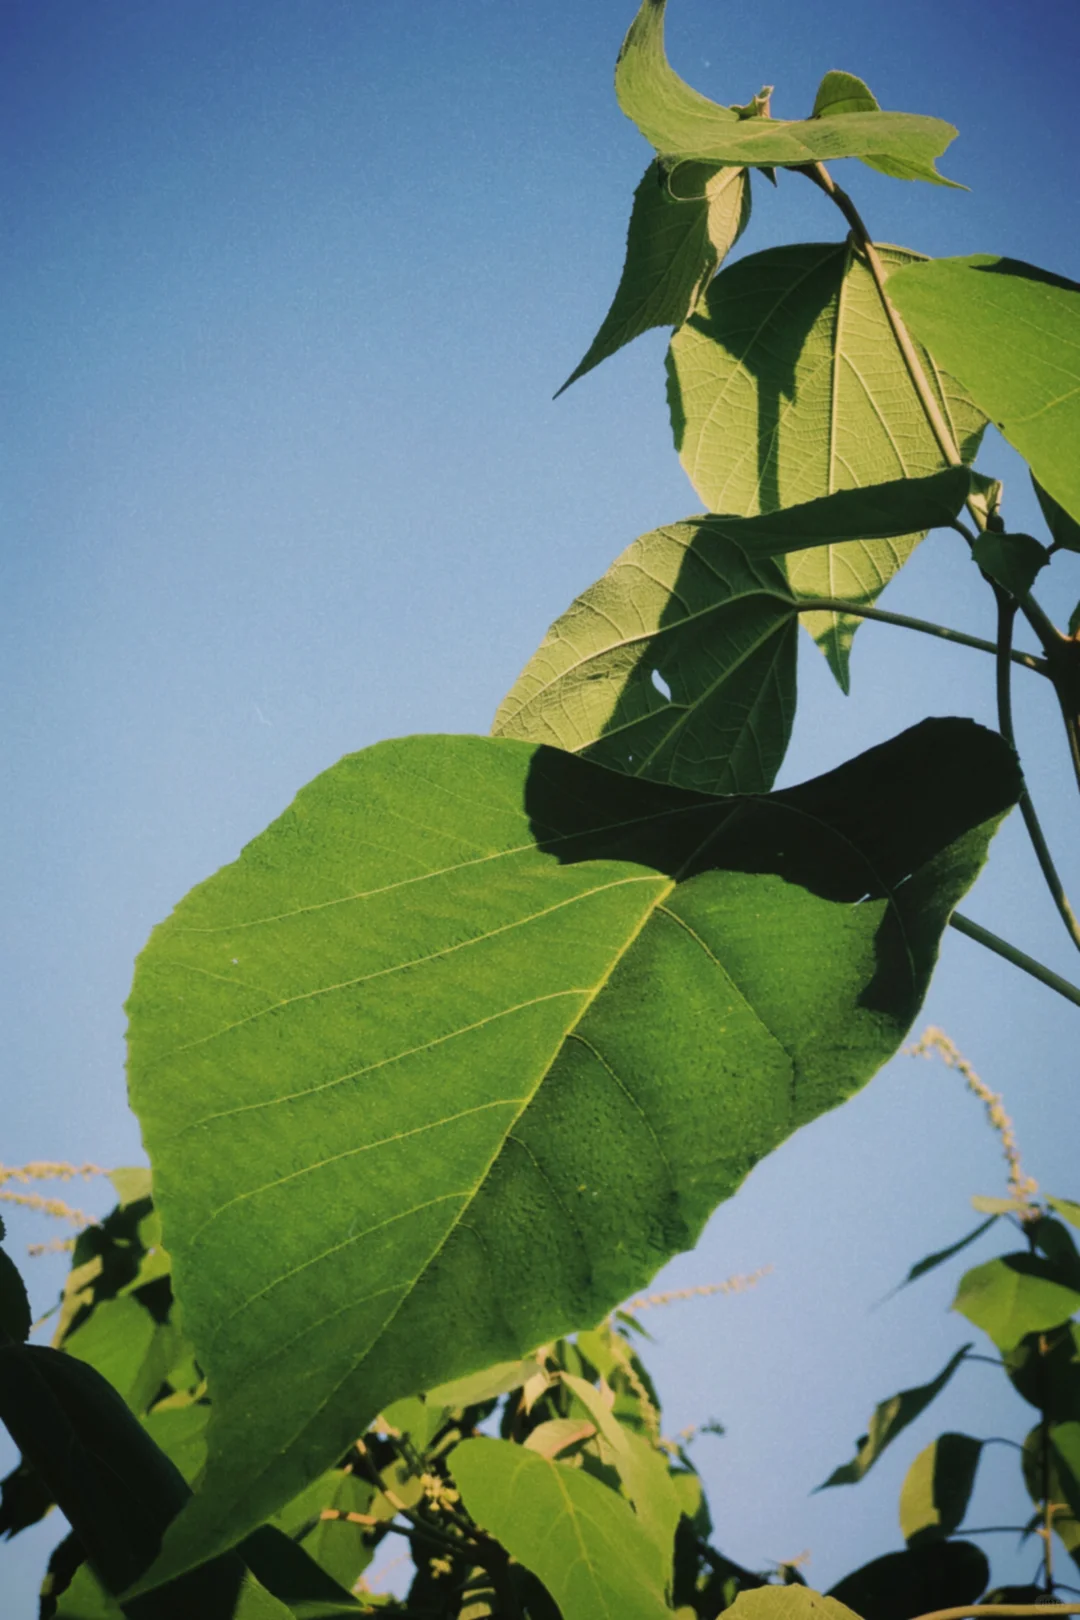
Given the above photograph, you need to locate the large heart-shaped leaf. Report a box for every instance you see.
[887,256,1080,525]
[493,470,975,792]
[557,159,750,395]
[615,0,960,185]
[127,720,1018,1585]
[667,241,986,688]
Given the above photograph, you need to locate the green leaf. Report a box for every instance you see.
[452,1436,672,1620]
[898,1215,998,1290]
[1034,478,1080,554]
[1004,1324,1080,1420]
[557,159,750,395]
[127,718,1018,1582]
[0,1245,31,1343]
[667,242,986,688]
[494,471,975,794]
[523,1416,597,1457]
[817,1346,971,1488]
[812,71,879,119]
[1049,1197,1080,1231]
[143,1402,211,1487]
[899,1432,982,1544]
[270,1468,376,1596]
[615,0,960,184]
[425,1358,541,1408]
[725,1592,860,1620]
[953,1254,1080,1349]
[1021,1423,1080,1563]
[827,1543,989,1620]
[1029,1215,1080,1282]
[888,256,1080,526]
[972,531,1049,597]
[563,1372,682,1564]
[63,1296,177,1416]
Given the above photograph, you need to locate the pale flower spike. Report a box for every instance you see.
[906,1026,1039,1211]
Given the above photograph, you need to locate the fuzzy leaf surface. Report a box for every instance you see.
[558,159,750,394]
[667,242,985,687]
[494,471,974,792]
[127,721,1018,1583]
[888,256,1080,524]
[452,1436,671,1620]
[615,0,959,184]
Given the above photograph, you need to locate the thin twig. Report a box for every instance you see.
[791,595,1048,674]
[949,913,1080,1010]
[993,585,1080,954]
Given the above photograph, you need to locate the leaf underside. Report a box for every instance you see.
[126,720,1018,1585]
[666,241,986,688]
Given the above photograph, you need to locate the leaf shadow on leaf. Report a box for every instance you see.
[523,717,1020,1023]
[666,249,838,513]
[970,256,1080,296]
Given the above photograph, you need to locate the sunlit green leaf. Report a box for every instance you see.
[953,1254,1080,1349]
[563,1372,682,1563]
[1034,478,1080,554]
[888,256,1080,525]
[972,531,1048,597]
[1049,1197,1080,1231]
[558,159,750,395]
[426,1358,541,1408]
[63,1297,177,1416]
[812,71,879,119]
[494,471,975,793]
[127,720,1017,1582]
[726,1590,860,1620]
[452,1436,671,1620]
[667,242,985,687]
[817,1346,970,1488]
[899,1432,982,1544]
[615,0,959,184]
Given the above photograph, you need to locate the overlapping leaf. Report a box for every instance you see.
[494,470,975,792]
[953,1254,1080,1349]
[899,1433,982,1544]
[615,0,960,184]
[888,256,1080,524]
[667,241,986,687]
[558,159,750,394]
[126,720,1018,1585]
[452,1437,672,1620]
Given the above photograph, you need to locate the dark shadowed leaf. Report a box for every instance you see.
[888,256,1080,525]
[899,1432,982,1544]
[827,1542,988,1620]
[0,1245,31,1344]
[953,1254,1080,1349]
[1021,1424,1080,1565]
[1034,479,1080,554]
[817,1347,971,1488]
[452,1436,671,1620]
[615,0,959,184]
[1004,1324,1080,1420]
[126,720,1018,1584]
[558,159,750,394]
[897,1215,998,1290]
[972,532,1049,597]
[667,242,985,688]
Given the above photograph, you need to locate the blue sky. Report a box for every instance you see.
[3,0,1080,1609]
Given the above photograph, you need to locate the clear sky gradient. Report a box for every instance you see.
[4,0,1079,1610]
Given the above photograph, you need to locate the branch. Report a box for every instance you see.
[792,596,1048,674]
[992,586,1080,955]
[949,913,1080,1010]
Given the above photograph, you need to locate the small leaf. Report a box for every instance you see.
[614,0,960,184]
[557,160,750,394]
[813,71,879,118]
[1021,1423,1080,1560]
[971,1194,1029,1215]
[898,1215,998,1289]
[0,1247,31,1344]
[899,1432,982,1544]
[452,1436,672,1620]
[426,1358,541,1408]
[888,256,1080,526]
[972,531,1049,597]
[725,1591,860,1620]
[523,1417,596,1457]
[1049,1197,1080,1231]
[1004,1324,1080,1420]
[953,1254,1080,1349]
[817,1346,971,1488]
[563,1371,682,1564]
[1033,478,1080,554]
[1029,1215,1080,1282]
[827,1543,989,1620]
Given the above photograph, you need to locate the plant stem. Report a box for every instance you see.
[949,913,1080,1010]
[792,596,1048,674]
[910,1609,1080,1620]
[993,586,1080,954]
